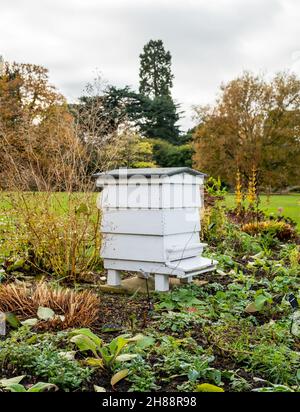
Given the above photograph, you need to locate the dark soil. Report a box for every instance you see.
[197,271,232,287]
[92,293,155,339]
[84,369,131,393]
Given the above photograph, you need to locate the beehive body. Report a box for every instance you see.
[95,168,216,291]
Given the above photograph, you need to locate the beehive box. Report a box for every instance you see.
[95,167,216,291]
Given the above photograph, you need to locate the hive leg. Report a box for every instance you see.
[107,269,121,286]
[154,274,169,292]
[180,276,193,284]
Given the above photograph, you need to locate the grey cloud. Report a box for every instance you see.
[0,0,299,129]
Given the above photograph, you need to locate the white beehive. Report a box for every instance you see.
[95,167,216,291]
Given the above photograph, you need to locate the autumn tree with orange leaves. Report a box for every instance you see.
[0,61,88,190]
[193,72,300,190]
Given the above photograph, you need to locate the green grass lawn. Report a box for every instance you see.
[1,192,300,228]
[224,194,300,228]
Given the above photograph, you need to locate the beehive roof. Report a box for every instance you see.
[93,167,206,178]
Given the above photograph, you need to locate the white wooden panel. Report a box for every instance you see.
[166,256,216,274]
[101,185,155,209]
[163,232,201,261]
[103,257,217,277]
[102,209,164,235]
[101,233,165,262]
[100,187,117,208]
[168,173,204,185]
[97,174,204,186]
[100,185,201,209]
[103,258,183,276]
[101,208,200,235]
[101,232,202,262]
[163,208,200,234]
[161,184,201,208]
[166,243,205,261]
[149,184,160,208]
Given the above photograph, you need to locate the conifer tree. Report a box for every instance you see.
[139,39,174,98]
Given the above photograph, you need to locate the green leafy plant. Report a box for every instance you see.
[0,375,57,392]
[69,328,153,387]
[0,327,91,390]
[245,290,273,313]
[223,370,252,392]
[205,177,227,197]
[153,336,222,386]
[156,311,205,333]
[69,328,147,369]
[155,286,204,311]
[126,357,160,392]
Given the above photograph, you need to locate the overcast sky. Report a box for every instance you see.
[1,0,300,130]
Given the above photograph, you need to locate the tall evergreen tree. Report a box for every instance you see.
[74,40,182,147]
[138,39,180,143]
[139,39,174,98]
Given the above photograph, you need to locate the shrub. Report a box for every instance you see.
[0,282,100,330]
[1,192,102,281]
[151,139,193,168]
[201,204,227,242]
[241,221,296,241]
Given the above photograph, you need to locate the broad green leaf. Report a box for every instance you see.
[195,383,224,392]
[94,385,106,392]
[109,337,129,358]
[21,318,39,326]
[111,369,129,387]
[98,347,114,365]
[4,383,26,392]
[5,312,21,328]
[37,306,55,321]
[28,382,57,392]
[84,357,104,368]
[245,302,258,313]
[70,328,102,347]
[0,375,25,386]
[136,336,155,349]
[70,334,99,357]
[115,354,138,362]
[255,295,269,311]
